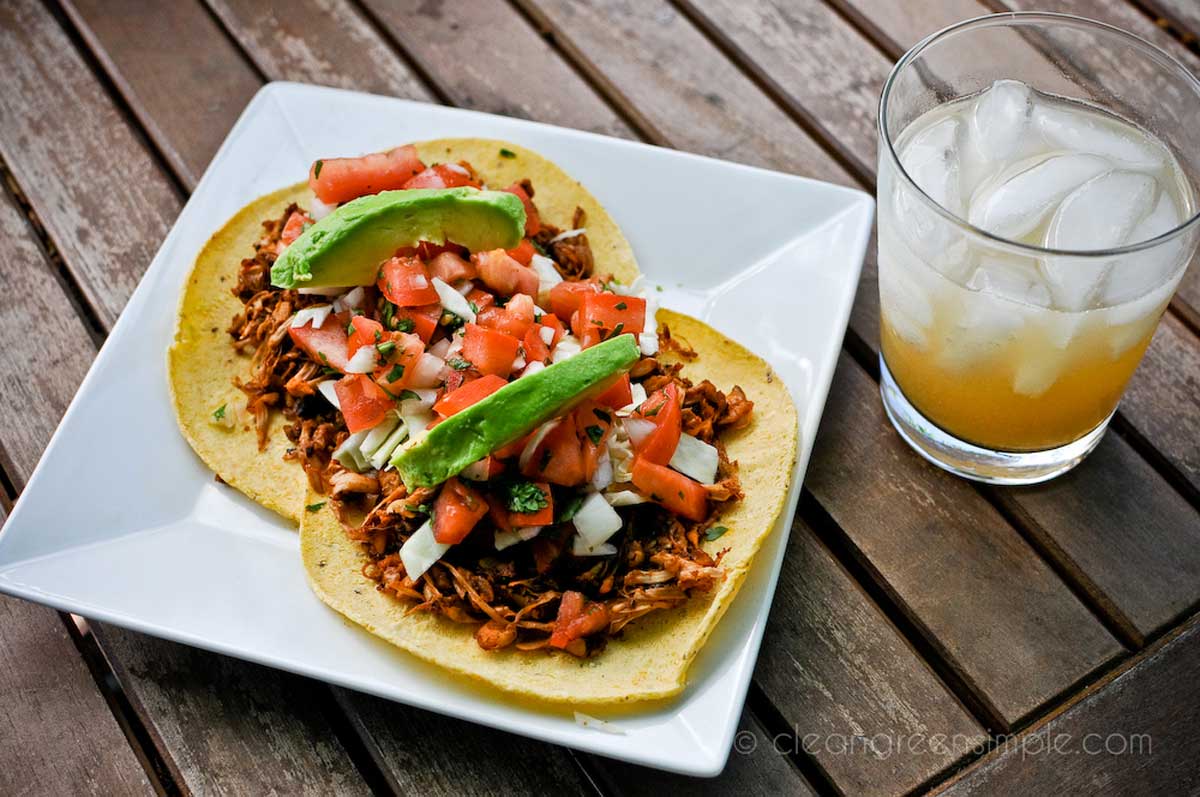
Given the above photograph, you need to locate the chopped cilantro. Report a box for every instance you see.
[346,321,357,336]
[468,301,480,314]
[643,402,661,417]
[615,301,628,310]
[321,366,339,377]
[385,364,406,383]
[705,525,729,542]
[558,493,584,522]
[381,302,396,329]
[398,389,420,401]
[396,317,415,333]
[374,329,382,342]
[499,148,517,158]
[540,447,553,471]
[592,408,611,424]
[318,352,330,364]
[448,357,472,371]
[313,159,323,179]
[441,311,465,331]
[504,481,549,514]
[604,322,625,340]
[376,341,396,357]
[656,285,664,292]
[531,238,550,257]
[212,404,227,422]
[413,503,431,515]
[305,501,326,513]
[585,425,604,445]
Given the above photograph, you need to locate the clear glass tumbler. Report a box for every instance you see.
[877,12,1200,484]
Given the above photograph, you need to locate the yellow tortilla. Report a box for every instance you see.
[169,139,639,524]
[300,308,797,704]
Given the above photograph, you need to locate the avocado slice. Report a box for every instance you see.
[272,188,525,289]
[392,335,641,489]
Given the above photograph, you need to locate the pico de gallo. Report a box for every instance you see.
[225,144,754,656]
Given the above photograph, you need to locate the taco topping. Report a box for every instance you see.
[225,145,754,656]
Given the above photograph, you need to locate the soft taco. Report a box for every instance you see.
[170,139,797,703]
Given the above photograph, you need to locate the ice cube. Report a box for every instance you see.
[970,80,1034,166]
[899,116,964,214]
[1035,104,1165,172]
[1102,190,1187,306]
[878,255,934,347]
[966,254,1051,308]
[1012,346,1070,397]
[968,153,1111,241]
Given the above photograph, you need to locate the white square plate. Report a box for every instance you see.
[0,83,872,777]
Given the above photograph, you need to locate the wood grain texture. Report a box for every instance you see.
[938,617,1200,795]
[62,0,262,189]
[360,0,634,139]
[534,0,1126,728]
[206,0,435,101]
[1140,0,1200,43]
[587,710,818,796]
[753,520,986,795]
[806,355,1123,727]
[0,0,179,329]
[335,690,593,796]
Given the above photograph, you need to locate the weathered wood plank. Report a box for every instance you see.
[938,616,1200,795]
[534,0,1123,729]
[206,0,435,101]
[62,0,262,189]
[1140,0,1200,44]
[0,2,375,792]
[586,710,819,796]
[358,0,634,139]
[686,0,1200,499]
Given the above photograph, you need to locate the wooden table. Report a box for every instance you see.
[2,0,1199,793]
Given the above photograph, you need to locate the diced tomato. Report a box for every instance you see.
[346,316,385,358]
[465,287,496,313]
[428,251,476,284]
[503,182,541,237]
[488,498,514,533]
[594,373,632,409]
[522,415,587,486]
[378,256,439,307]
[288,315,349,372]
[507,482,553,526]
[477,293,535,339]
[462,324,520,377]
[631,458,708,522]
[308,145,425,205]
[473,249,539,298]
[494,430,533,460]
[280,210,312,247]
[443,367,468,394]
[539,313,565,349]
[548,280,599,322]
[374,332,425,394]
[506,238,536,266]
[395,241,468,261]
[578,293,646,348]
[462,455,506,482]
[402,162,480,190]
[575,401,614,480]
[550,591,610,649]
[390,303,440,343]
[433,373,508,417]
[432,477,489,544]
[334,374,395,433]
[632,383,683,465]
[523,326,550,363]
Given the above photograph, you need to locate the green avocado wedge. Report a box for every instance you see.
[392,335,641,489]
[271,188,525,289]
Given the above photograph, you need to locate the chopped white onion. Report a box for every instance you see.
[409,352,445,388]
[621,382,648,413]
[607,275,644,296]
[520,361,545,379]
[638,332,659,356]
[573,712,626,735]
[297,286,344,296]
[605,490,648,507]
[432,277,476,323]
[444,162,470,176]
[608,425,635,483]
[550,227,586,244]
[669,433,719,485]
[495,526,542,551]
[400,407,435,445]
[333,430,371,472]
[539,325,555,346]
[455,279,474,295]
[399,388,438,414]
[512,354,527,372]
[572,537,617,557]
[518,419,560,471]
[530,254,563,303]
[461,458,493,481]
[399,520,449,581]
[369,422,409,470]
[360,411,401,459]
[333,287,366,314]
[290,304,332,329]
[623,417,656,448]
[428,338,452,359]
[345,345,379,373]
[550,335,581,363]
[317,379,341,410]
[309,195,336,220]
[591,448,613,492]
[572,492,623,549]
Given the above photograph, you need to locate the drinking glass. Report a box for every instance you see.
[877,12,1200,484]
